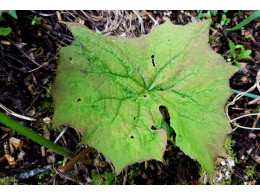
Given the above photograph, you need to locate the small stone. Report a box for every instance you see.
[225,171,230,178]
[246,148,253,155]
[220,161,226,166]
[43,117,52,124]
[17,151,25,160]
[252,154,260,164]
[248,133,256,139]
[227,157,235,167]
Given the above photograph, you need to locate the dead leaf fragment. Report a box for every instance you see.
[43,117,52,124]
[1,40,11,45]
[4,154,17,165]
[9,137,23,150]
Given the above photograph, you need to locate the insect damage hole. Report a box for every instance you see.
[130,136,134,139]
[76,98,81,102]
[151,55,155,67]
[159,105,176,142]
[151,125,157,130]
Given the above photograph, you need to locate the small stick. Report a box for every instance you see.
[58,147,93,173]
[0,103,36,121]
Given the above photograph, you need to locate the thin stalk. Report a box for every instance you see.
[232,89,260,99]
[0,112,75,159]
[58,147,93,173]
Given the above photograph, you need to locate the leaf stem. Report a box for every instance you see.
[0,112,76,159]
[232,89,260,99]
[58,147,93,173]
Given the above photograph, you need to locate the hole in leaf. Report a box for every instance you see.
[144,95,147,97]
[160,88,163,91]
[131,136,134,139]
[77,98,81,102]
[151,125,157,130]
[151,55,155,67]
[69,57,73,62]
[134,117,136,120]
[159,105,169,121]
[159,105,176,142]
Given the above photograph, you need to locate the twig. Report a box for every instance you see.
[132,10,145,34]
[226,70,260,132]
[58,147,93,173]
[7,38,43,68]
[123,167,128,185]
[0,103,36,121]
[54,127,68,143]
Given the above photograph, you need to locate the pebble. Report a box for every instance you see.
[248,133,256,139]
[17,151,25,160]
[227,157,235,167]
[246,148,253,155]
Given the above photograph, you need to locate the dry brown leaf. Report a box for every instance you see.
[43,117,52,124]
[9,137,23,150]
[4,154,17,165]
[1,127,12,132]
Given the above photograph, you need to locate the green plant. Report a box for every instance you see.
[198,10,218,20]
[228,10,260,31]
[0,176,18,185]
[32,16,41,25]
[0,10,17,36]
[92,171,116,185]
[220,14,231,26]
[52,20,236,180]
[243,165,257,178]
[223,41,252,70]
[0,112,76,159]
[0,10,17,20]
[0,27,12,36]
[225,136,236,158]
[38,85,54,112]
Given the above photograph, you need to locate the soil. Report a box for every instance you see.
[0,10,260,185]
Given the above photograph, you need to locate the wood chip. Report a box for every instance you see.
[43,117,52,124]
[9,137,24,150]
[1,127,12,132]
[56,11,62,21]
[162,16,169,21]
[1,40,11,45]
[41,146,46,157]
[4,154,17,165]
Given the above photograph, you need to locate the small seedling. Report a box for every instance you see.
[220,14,231,26]
[198,10,218,20]
[223,41,252,70]
[243,165,257,178]
[32,16,41,25]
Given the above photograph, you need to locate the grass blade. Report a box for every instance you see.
[228,10,260,31]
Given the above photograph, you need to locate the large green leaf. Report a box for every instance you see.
[53,20,237,177]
